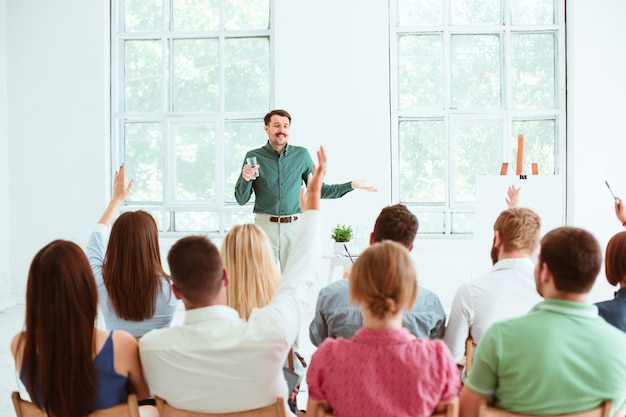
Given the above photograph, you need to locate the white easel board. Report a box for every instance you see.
[471,175,565,279]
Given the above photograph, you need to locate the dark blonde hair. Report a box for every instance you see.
[221,224,280,320]
[493,207,541,253]
[102,210,169,321]
[605,232,626,286]
[21,240,98,417]
[349,241,417,319]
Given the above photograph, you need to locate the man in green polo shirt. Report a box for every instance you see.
[235,109,377,271]
[460,226,626,417]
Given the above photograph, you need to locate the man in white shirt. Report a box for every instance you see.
[139,147,327,415]
[443,207,543,362]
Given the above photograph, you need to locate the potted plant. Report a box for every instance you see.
[330,224,354,255]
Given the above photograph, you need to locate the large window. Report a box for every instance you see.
[391,0,565,235]
[111,0,271,234]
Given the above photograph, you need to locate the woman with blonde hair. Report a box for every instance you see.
[87,165,177,337]
[221,223,280,320]
[306,240,460,417]
[11,240,158,417]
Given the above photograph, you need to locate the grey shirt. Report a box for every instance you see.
[309,279,446,346]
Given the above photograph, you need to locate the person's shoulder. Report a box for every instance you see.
[318,280,350,303]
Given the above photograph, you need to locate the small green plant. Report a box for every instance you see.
[330,224,354,242]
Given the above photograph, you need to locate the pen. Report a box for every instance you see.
[606,180,619,202]
[343,244,355,263]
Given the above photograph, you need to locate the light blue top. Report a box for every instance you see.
[87,223,178,338]
[309,278,446,346]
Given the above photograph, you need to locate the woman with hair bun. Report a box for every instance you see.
[306,241,460,417]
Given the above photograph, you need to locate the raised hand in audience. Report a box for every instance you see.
[506,185,521,208]
[615,197,626,228]
[98,164,133,226]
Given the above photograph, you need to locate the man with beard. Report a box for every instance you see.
[444,207,542,363]
[235,109,376,271]
[460,227,626,417]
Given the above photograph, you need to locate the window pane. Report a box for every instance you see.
[453,119,503,203]
[450,0,501,25]
[224,38,270,112]
[398,35,443,110]
[175,211,220,232]
[124,0,162,32]
[399,120,445,203]
[224,120,262,204]
[397,0,442,26]
[451,35,501,109]
[124,40,163,113]
[173,0,219,31]
[225,0,270,30]
[124,122,163,202]
[511,0,555,25]
[512,33,555,109]
[415,212,445,234]
[225,210,256,231]
[512,120,557,175]
[173,39,219,112]
[451,212,474,234]
[173,124,215,201]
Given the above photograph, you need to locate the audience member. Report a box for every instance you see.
[460,227,626,417]
[86,165,177,338]
[595,230,626,331]
[309,204,445,346]
[444,207,542,362]
[11,240,157,417]
[139,147,327,415]
[235,109,376,270]
[306,240,460,417]
[221,223,280,320]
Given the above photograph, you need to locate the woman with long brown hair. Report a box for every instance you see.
[11,240,158,417]
[87,165,177,337]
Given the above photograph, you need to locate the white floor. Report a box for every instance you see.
[0,266,336,416]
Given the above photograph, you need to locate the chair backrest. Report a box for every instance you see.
[156,397,286,417]
[465,336,477,373]
[316,400,458,417]
[12,391,140,417]
[478,400,612,417]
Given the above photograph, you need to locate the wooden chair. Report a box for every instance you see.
[12,391,140,417]
[465,336,477,373]
[317,400,458,417]
[156,397,286,417]
[478,400,612,417]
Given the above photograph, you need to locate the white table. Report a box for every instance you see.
[321,254,355,285]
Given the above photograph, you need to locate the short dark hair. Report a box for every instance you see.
[372,204,418,248]
[605,231,626,286]
[264,109,292,126]
[540,227,601,293]
[167,235,224,303]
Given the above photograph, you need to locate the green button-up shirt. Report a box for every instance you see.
[235,142,353,215]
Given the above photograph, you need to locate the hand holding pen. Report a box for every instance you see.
[607,181,626,227]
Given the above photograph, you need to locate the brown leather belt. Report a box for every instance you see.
[269,215,299,223]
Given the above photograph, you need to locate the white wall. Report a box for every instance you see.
[6,0,109,303]
[0,0,13,309]
[3,0,625,311]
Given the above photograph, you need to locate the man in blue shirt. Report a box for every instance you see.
[235,109,376,270]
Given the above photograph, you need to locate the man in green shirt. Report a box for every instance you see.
[459,226,626,417]
[235,109,376,271]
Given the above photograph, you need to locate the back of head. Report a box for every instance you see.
[221,224,280,319]
[372,204,418,248]
[540,226,602,293]
[493,207,541,254]
[605,231,626,287]
[23,240,98,417]
[349,240,417,320]
[103,210,167,321]
[168,235,224,305]
[264,109,292,125]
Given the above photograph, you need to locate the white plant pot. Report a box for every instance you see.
[334,241,351,256]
